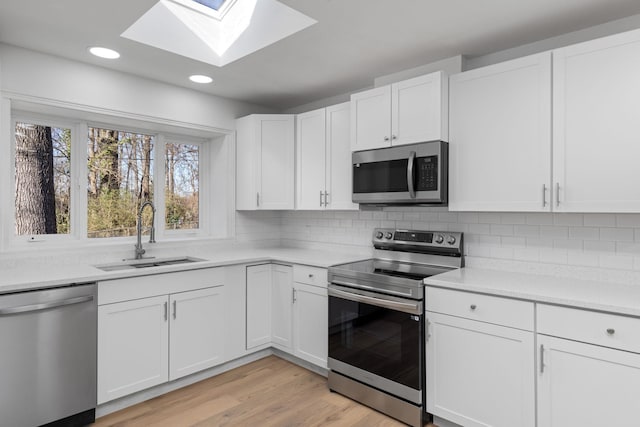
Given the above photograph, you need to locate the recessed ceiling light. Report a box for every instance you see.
[89,47,120,59]
[189,74,213,84]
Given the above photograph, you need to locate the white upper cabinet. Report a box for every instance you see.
[449,52,552,211]
[236,114,295,210]
[296,102,357,210]
[350,72,448,151]
[553,28,640,212]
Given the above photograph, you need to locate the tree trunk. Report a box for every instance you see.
[98,129,120,191]
[15,123,57,234]
[140,135,152,201]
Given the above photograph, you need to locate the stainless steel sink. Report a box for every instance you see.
[95,256,207,272]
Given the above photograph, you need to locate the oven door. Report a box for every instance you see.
[328,284,424,404]
[352,141,447,204]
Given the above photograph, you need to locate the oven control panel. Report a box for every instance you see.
[373,228,463,253]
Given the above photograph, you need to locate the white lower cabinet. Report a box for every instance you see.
[293,282,328,368]
[245,263,328,368]
[97,268,226,404]
[98,295,169,404]
[425,287,535,427]
[169,287,225,380]
[537,304,640,427]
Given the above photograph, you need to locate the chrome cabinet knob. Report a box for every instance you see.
[470,304,477,310]
[392,135,397,140]
[384,136,390,141]
[607,328,615,335]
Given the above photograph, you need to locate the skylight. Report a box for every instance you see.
[192,0,226,11]
[121,0,317,67]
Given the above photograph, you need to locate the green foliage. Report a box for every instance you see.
[88,190,141,238]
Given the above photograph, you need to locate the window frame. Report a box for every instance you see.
[5,109,220,250]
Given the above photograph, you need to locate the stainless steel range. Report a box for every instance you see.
[327,228,464,427]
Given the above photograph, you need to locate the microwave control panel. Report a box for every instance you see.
[416,156,438,191]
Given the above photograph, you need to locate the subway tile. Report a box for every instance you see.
[403,212,421,221]
[467,223,492,235]
[500,213,527,225]
[583,213,616,227]
[567,251,599,267]
[359,211,373,220]
[419,212,439,222]
[599,254,633,270]
[540,226,569,239]
[553,240,583,250]
[525,213,554,225]
[539,249,568,265]
[438,212,459,223]
[616,214,640,227]
[386,212,404,221]
[514,225,540,237]
[568,226,599,240]
[615,242,640,255]
[526,237,554,248]
[513,248,540,262]
[490,247,514,259]
[600,227,634,242]
[584,241,616,252]
[490,224,514,236]
[553,213,583,226]
[458,212,479,224]
[478,212,501,224]
[501,236,526,247]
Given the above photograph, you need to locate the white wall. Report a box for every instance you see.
[0,44,273,131]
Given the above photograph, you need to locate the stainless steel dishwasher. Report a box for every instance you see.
[0,283,97,427]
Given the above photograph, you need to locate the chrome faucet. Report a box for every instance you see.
[135,200,156,259]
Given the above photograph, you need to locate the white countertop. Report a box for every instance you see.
[425,267,640,317]
[0,247,369,295]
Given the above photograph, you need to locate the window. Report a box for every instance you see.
[8,110,225,247]
[192,0,226,11]
[87,127,155,238]
[14,121,71,236]
[165,142,199,231]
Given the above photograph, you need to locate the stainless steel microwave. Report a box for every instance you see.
[352,140,448,205]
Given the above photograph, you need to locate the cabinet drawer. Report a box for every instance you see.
[426,287,534,331]
[293,265,328,287]
[537,304,640,354]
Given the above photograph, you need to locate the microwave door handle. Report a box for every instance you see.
[407,151,416,198]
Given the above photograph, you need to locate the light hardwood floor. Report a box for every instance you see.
[93,356,436,427]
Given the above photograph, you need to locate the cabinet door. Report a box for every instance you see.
[350,85,391,151]
[293,283,328,368]
[553,29,640,212]
[426,312,535,427]
[296,108,327,210]
[246,264,272,349]
[449,52,552,211]
[255,115,295,209]
[326,102,358,210]
[98,295,169,404]
[271,264,293,349]
[538,335,640,427]
[169,286,225,381]
[391,71,448,146]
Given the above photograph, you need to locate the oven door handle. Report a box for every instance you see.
[330,279,413,298]
[328,288,422,315]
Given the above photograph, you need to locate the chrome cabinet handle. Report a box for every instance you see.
[320,190,323,207]
[256,192,260,207]
[542,184,547,208]
[425,317,431,342]
[607,328,615,335]
[292,288,297,303]
[0,295,93,316]
[173,300,177,319]
[555,182,560,207]
[470,304,477,311]
[540,344,545,373]
[324,191,329,207]
[164,301,168,321]
[308,273,314,278]
[407,151,416,199]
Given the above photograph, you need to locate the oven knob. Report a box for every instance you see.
[434,234,444,244]
[447,235,457,245]
[375,231,384,239]
[385,232,393,239]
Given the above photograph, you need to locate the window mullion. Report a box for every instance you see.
[154,133,166,241]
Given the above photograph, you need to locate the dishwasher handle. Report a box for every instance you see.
[0,295,94,316]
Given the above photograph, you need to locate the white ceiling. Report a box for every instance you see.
[2,0,640,110]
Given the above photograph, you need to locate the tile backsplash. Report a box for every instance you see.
[238,208,640,273]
